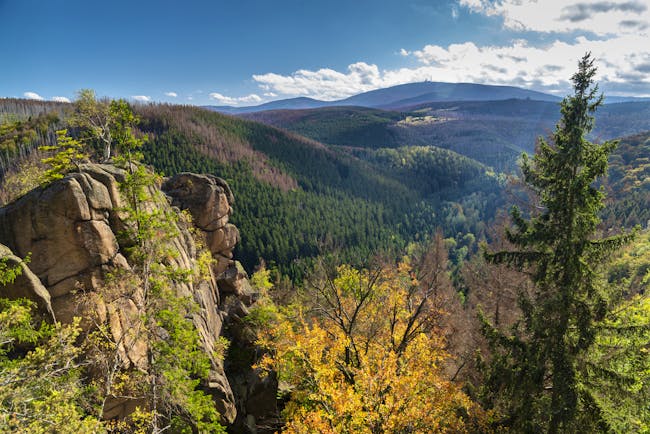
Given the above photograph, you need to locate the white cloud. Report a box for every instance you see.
[241,94,263,103]
[208,92,262,106]
[253,62,387,101]
[408,35,650,94]
[52,96,71,103]
[24,91,44,100]
[164,91,178,97]
[458,0,650,35]
[132,95,151,102]
[251,35,650,99]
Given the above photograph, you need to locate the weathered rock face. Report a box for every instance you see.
[162,173,240,277]
[0,243,54,320]
[162,173,279,434]
[0,164,246,425]
[0,165,130,324]
[0,165,281,431]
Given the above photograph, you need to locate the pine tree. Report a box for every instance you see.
[39,129,88,184]
[483,53,631,433]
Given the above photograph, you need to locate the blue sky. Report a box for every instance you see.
[1,0,649,105]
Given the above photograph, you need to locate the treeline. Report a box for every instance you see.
[0,110,61,179]
[0,98,67,119]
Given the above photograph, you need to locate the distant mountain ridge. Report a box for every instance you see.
[604,96,650,104]
[338,82,561,109]
[208,97,327,114]
[204,81,561,114]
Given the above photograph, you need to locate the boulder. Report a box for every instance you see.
[218,261,255,302]
[0,243,55,321]
[162,173,234,231]
[0,168,123,298]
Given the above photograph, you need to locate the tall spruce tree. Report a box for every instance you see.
[483,54,631,433]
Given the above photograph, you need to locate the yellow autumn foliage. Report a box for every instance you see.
[258,261,486,433]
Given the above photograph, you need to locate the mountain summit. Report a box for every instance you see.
[205,81,560,114]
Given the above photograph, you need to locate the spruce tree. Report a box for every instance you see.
[483,53,631,433]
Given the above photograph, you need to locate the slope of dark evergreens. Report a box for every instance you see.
[347,145,503,199]
[136,104,414,201]
[242,106,404,149]
[134,104,504,274]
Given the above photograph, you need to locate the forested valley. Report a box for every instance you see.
[0,55,648,433]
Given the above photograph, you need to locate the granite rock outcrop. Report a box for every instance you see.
[0,164,278,431]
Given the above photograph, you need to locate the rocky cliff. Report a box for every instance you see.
[0,164,277,433]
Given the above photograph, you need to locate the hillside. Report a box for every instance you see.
[0,98,506,275]
[242,106,403,148]
[243,99,650,171]
[132,104,504,274]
